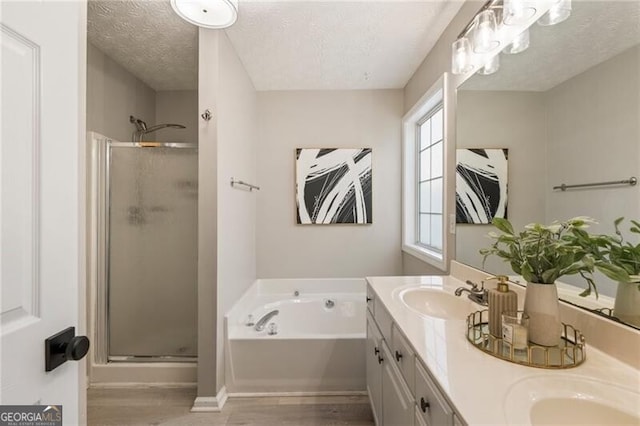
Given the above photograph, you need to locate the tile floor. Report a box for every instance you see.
[88,387,374,425]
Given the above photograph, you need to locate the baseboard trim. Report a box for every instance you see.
[89,382,196,389]
[227,390,368,398]
[191,386,228,412]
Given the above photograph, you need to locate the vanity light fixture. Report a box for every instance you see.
[451,0,572,76]
[503,28,530,54]
[503,0,537,26]
[537,0,571,26]
[478,54,500,75]
[170,0,238,29]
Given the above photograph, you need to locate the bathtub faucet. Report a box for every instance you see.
[255,310,279,332]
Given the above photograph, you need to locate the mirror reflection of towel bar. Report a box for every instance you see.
[231,177,260,191]
[553,176,637,191]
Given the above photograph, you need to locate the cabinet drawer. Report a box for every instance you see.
[374,297,393,343]
[366,283,376,315]
[391,323,415,393]
[415,361,453,426]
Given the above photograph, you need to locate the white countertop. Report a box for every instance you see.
[366,275,640,425]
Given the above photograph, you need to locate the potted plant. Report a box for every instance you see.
[591,218,640,326]
[480,217,597,346]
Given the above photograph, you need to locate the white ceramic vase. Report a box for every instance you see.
[613,282,640,327]
[523,282,561,346]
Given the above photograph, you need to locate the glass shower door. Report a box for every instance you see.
[107,143,198,360]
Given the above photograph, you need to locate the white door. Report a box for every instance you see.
[1,1,87,424]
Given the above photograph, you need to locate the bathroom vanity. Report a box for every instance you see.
[365,266,640,425]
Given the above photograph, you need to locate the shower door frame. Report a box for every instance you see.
[94,139,198,364]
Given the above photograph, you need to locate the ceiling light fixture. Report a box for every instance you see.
[170,0,238,29]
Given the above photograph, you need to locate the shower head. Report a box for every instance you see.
[129,115,148,132]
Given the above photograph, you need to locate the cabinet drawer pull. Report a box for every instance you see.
[395,350,403,362]
[420,397,430,413]
[377,355,384,364]
[374,347,379,356]
[366,296,372,302]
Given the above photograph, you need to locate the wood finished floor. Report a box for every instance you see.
[88,387,374,426]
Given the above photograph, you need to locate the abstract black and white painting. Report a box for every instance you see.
[296,148,372,224]
[456,148,508,224]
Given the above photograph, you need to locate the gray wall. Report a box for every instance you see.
[544,45,640,296]
[216,31,258,390]
[197,28,218,399]
[196,29,258,399]
[455,91,547,274]
[155,90,198,143]
[256,90,404,278]
[87,43,156,142]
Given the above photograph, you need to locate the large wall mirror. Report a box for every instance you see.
[454,1,640,329]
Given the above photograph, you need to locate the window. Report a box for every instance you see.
[417,105,444,253]
[402,75,449,271]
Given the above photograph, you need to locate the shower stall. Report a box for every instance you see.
[90,131,198,365]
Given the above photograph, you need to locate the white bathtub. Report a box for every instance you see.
[225,278,366,394]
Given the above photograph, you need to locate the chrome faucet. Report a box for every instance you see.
[254,310,279,332]
[454,280,488,306]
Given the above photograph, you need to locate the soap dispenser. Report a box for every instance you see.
[487,275,518,337]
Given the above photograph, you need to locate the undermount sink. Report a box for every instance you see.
[504,375,640,425]
[399,287,475,320]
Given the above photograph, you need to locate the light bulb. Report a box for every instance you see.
[472,10,499,54]
[503,0,537,26]
[538,0,571,26]
[452,38,474,75]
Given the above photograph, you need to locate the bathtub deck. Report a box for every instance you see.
[88,387,374,425]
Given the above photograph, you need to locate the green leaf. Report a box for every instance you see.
[541,268,559,284]
[595,263,631,282]
[492,217,514,235]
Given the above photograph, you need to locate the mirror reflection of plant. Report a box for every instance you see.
[578,218,640,290]
[480,217,598,297]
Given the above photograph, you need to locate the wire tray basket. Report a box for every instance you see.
[466,310,586,369]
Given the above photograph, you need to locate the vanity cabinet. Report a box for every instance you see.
[366,313,384,424]
[366,284,463,426]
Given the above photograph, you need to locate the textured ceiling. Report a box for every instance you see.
[225,1,464,90]
[88,0,198,91]
[462,1,640,92]
[88,0,464,92]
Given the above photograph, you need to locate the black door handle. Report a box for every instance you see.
[395,350,403,362]
[374,347,379,355]
[420,397,430,413]
[366,296,372,302]
[45,327,90,372]
[377,355,384,364]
